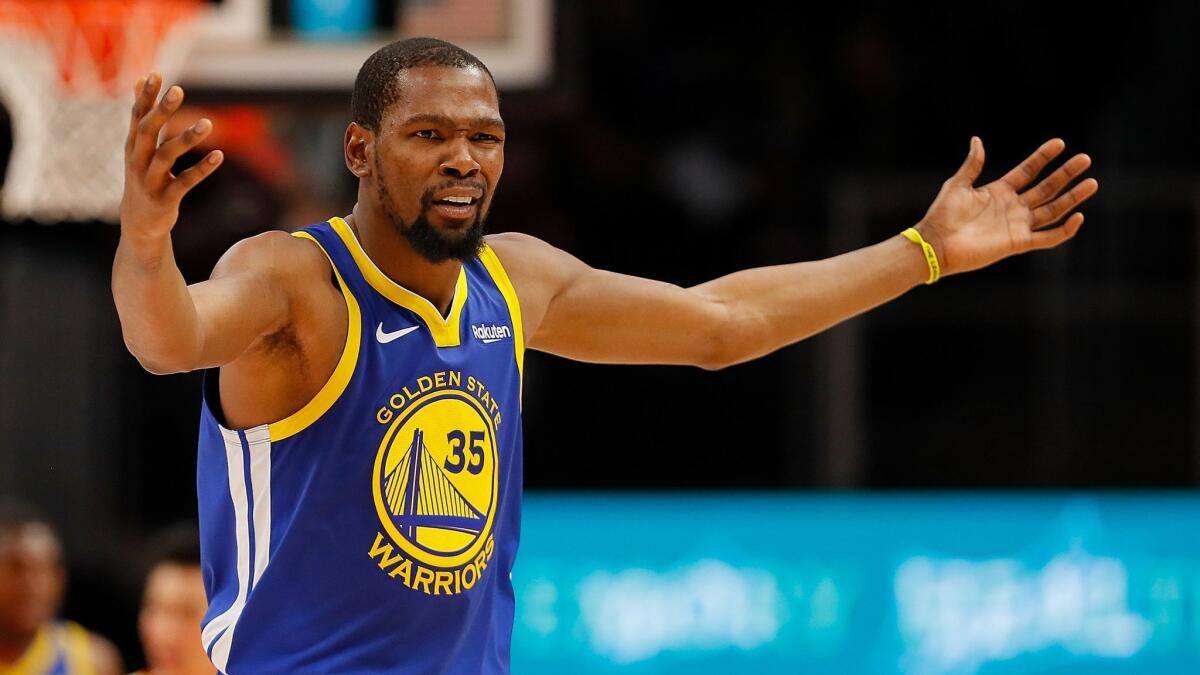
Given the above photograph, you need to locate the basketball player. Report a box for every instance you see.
[111,38,1098,673]
[133,526,212,675]
[0,505,123,675]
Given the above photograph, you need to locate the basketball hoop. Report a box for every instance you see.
[0,0,200,223]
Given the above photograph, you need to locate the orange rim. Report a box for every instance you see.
[0,0,200,95]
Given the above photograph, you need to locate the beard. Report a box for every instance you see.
[402,208,486,263]
[377,177,487,264]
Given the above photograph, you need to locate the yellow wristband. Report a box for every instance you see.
[901,227,941,285]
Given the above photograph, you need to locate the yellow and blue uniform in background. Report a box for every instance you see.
[3,621,93,675]
[196,217,525,673]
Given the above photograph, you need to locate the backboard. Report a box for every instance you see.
[187,0,553,90]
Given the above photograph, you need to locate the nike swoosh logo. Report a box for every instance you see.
[480,337,507,344]
[376,323,420,343]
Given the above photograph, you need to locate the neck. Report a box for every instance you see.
[0,629,39,665]
[347,204,462,317]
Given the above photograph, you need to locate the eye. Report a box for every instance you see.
[414,129,440,140]
[474,133,502,144]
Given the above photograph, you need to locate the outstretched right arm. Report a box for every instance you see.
[112,73,288,374]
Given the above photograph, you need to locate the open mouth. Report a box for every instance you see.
[431,195,479,220]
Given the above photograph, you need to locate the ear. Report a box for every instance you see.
[344,122,373,178]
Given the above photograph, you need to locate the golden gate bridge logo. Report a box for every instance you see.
[382,428,486,553]
[371,388,498,571]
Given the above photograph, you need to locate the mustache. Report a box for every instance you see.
[420,179,487,204]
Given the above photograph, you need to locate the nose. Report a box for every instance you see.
[439,138,480,179]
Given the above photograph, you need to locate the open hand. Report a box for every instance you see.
[915,137,1098,277]
[120,72,224,243]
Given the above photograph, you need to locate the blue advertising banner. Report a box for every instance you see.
[512,493,1200,674]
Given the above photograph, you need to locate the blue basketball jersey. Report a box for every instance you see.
[196,217,525,674]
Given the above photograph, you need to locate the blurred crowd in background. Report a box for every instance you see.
[2,503,208,673]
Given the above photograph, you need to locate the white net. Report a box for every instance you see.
[0,1,198,223]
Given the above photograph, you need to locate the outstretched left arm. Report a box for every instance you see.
[488,137,1098,370]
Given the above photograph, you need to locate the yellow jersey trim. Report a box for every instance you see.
[477,243,525,406]
[329,216,467,348]
[10,626,53,674]
[63,621,94,675]
[267,231,362,442]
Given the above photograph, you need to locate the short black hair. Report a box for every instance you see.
[0,501,61,562]
[0,500,55,539]
[351,37,494,132]
[145,522,202,570]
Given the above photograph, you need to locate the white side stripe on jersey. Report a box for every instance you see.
[201,427,251,667]
[246,425,273,590]
[201,426,273,672]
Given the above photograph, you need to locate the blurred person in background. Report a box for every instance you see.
[112,37,1098,672]
[0,503,122,675]
[132,525,211,675]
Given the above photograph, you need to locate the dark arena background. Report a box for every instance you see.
[0,1,1198,672]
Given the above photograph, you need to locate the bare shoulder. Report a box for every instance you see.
[485,232,590,340]
[484,231,549,267]
[204,229,340,364]
[86,631,124,675]
[211,229,343,347]
[212,229,330,286]
[485,231,587,287]
[213,229,346,428]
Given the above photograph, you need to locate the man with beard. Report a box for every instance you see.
[111,38,1097,673]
